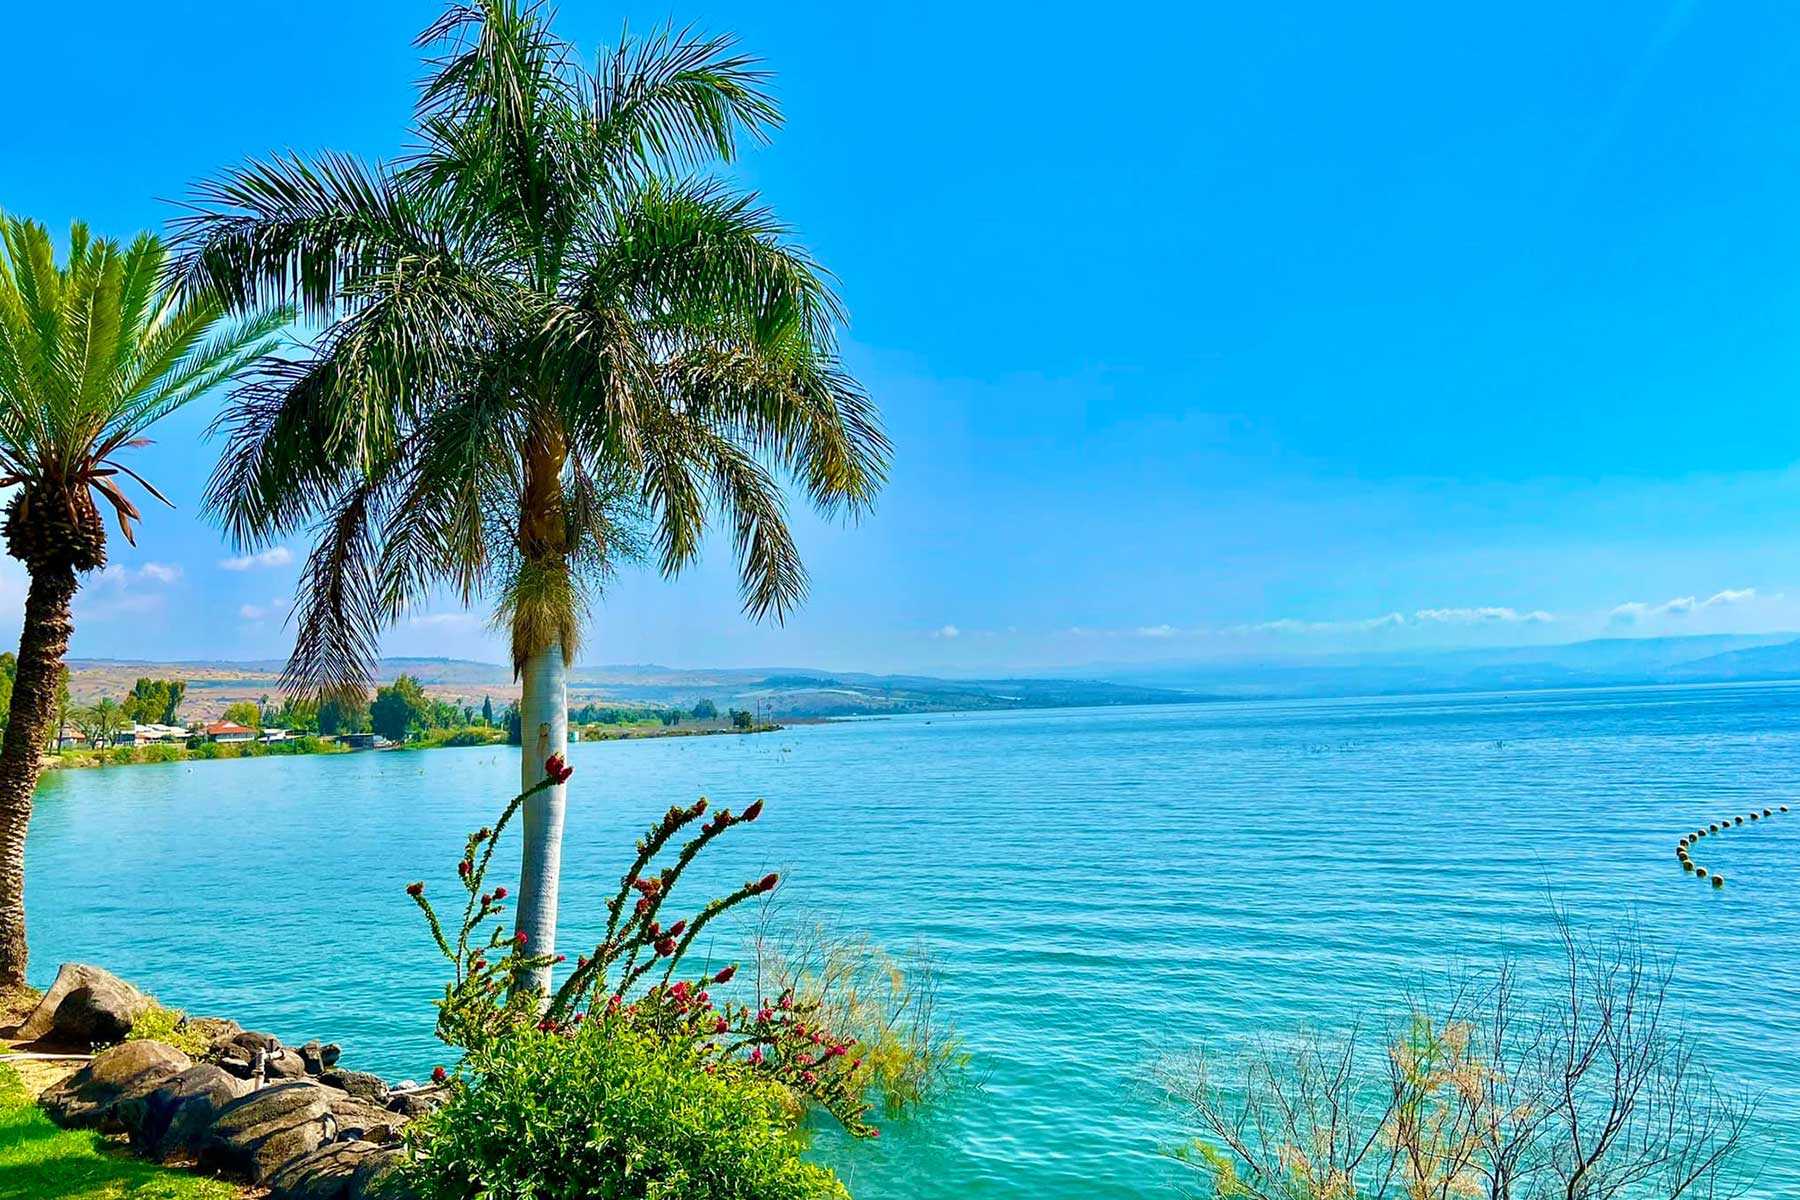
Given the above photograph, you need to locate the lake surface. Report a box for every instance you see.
[24,683,1800,1197]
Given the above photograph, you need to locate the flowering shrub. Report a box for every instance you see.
[407,755,878,1139]
[406,1022,848,1200]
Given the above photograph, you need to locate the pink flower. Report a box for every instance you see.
[749,1048,764,1065]
[554,954,566,963]
[801,1070,817,1084]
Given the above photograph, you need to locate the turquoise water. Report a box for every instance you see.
[23,683,1800,1196]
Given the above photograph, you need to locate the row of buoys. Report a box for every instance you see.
[1675,804,1791,889]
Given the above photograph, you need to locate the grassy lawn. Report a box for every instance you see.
[0,1067,244,1200]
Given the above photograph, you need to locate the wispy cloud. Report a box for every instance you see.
[1413,606,1554,625]
[1609,587,1756,625]
[931,624,961,639]
[219,547,293,571]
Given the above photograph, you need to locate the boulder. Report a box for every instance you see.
[201,1081,406,1182]
[328,1096,405,1145]
[267,1139,383,1200]
[218,1030,284,1079]
[122,1063,253,1160]
[201,1080,339,1181]
[267,1048,309,1080]
[298,1039,341,1074]
[385,1087,444,1119]
[16,963,151,1045]
[188,1015,243,1049]
[349,1146,417,1200]
[321,1069,390,1106]
[40,1040,191,1129]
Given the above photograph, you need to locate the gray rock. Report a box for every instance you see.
[201,1080,339,1181]
[16,963,152,1045]
[41,1040,191,1129]
[349,1146,417,1200]
[123,1064,252,1160]
[321,1069,389,1105]
[224,1029,283,1057]
[267,1048,309,1080]
[298,1039,342,1074]
[187,1015,243,1050]
[267,1139,382,1200]
[385,1088,443,1120]
[328,1096,404,1145]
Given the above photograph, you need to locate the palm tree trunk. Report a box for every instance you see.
[0,564,78,988]
[514,634,568,996]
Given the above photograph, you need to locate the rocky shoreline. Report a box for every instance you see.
[5,963,430,1199]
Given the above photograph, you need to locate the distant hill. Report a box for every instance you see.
[1091,633,1800,698]
[63,657,1203,720]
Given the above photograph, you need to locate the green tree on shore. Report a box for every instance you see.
[372,674,431,741]
[221,700,262,729]
[175,0,887,992]
[318,693,372,736]
[0,216,282,986]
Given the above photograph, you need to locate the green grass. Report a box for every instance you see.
[0,1068,242,1199]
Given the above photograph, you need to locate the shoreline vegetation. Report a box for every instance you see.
[41,718,788,773]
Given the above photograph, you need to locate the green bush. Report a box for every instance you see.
[407,1024,847,1200]
[125,1006,214,1058]
[139,743,183,763]
[108,745,137,766]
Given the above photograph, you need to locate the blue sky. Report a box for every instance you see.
[6,0,1800,674]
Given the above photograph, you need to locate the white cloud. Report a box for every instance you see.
[1414,606,1554,625]
[1609,588,1756,626]
[219,547,293,571]
[239,604,266,620]
[932,624,961,640]
[93,563,182,588]
[1136,624,1176,638]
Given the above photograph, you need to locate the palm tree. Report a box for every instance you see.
[174,0,888,993]
[0,216,284,985]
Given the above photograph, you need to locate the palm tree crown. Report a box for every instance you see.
[174,0,889,695]
[0,218,285,573]
[173,0,889,992]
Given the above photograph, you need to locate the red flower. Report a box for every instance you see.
[493,886,508,900]
[749,1048,764,1065]
[801,1070,817,1085]
[476,826,492,841]
[655,936,677,957]
[752,872,780,895]
[432,1065,448,1084]
[713,965,737,984]
[515,931,529,945]
[554,954,566,963]
[758,1008,774,1022]
[666,920,687,937]
[480,892,492,906]
[406,882,424,897]
[742,799,764,822]
[714,1017,729,1033]
[544,753,574,784]
[458,860,471,877]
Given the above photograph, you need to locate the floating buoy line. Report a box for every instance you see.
[1674,804,1790,889]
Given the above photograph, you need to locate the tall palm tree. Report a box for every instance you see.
[0,216,284,985]
[174,0,888,993]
